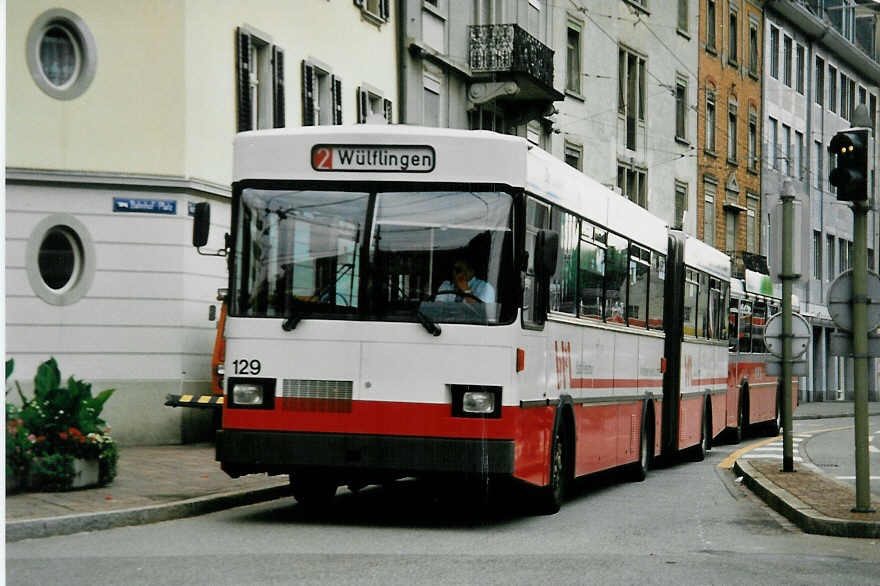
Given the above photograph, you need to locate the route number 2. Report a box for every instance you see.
[233,359,262,375]
[313,147,332,170]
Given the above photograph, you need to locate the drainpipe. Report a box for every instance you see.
[396,0,408,124]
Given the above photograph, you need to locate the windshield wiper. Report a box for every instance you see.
[282,308,302,331]
[416,308,441,337]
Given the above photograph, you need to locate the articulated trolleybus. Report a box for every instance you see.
[192,125,733,513]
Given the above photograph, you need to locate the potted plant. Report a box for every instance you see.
[5,358,119,491]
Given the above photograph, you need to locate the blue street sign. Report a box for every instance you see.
[113,197,177,215]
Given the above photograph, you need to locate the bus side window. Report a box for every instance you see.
[729,297,739,350]
[752,300,767,353]
[649,252,665,330]
[579,222,605,320]
[550,208,578,316]
[683,270,698,337]
[696,272,709,338]
[523,197,550,326]
[604,233,629,324]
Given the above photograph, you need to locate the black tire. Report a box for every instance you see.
[291,474,338,507]
[536,420,567,515]
[764,395,782,437]
[629,414,650,482]
[731,394,744,444]
[691,403,711,462]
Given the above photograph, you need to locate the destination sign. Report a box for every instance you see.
[113,197,177,215]
[311,144,435,173]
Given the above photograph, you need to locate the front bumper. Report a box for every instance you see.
[216,429,515,478]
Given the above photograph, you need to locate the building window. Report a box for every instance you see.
[725,210,738,253]
[675,181,688,229]
[749,21,759,76]
[675,77,688,141]
[795,44,805,94]
[871,94,877,132]
[815,56,825,106]
[356,0,390,23]
[728,9,738,64]
[782,124,791,176]
[26,9,97,100]
[783,35,792,87]
[768,117,778,170]
[813,230,822,280]
[747,195,759,253]
[565,141,582,171]
[748,111,758,171]
[839,238,849,273]
[849,79,856,122]
[678,0,688,33]
[567,23,582,94]
[422,0,446,53]
[727,100,738,163]
[841,72,849,120]
[770,25,779,79]
[25,214,95,306]
[423,67,443,127]
[829,65,837,112]
[827,234,835,281]
[814,140,824,190]
[707,0,716,51]
[706,87,716,153]
[619,46,646,151]
[237,28,285,131]
[301,60,342,127]
[357,85,392,124]
[704,179,717,246]
[796,130,804,181]
[617,163,648,209]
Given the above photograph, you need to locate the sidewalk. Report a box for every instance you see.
[5,401,880,541]
[734,400,880,538]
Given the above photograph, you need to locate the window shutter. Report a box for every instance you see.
[380,0,390,21]
[357,87,368,123]
[302,61,316,126]
[272,46,285,128]
[331,75,343,125]
[236,27,252,132]
[383,98,392,124]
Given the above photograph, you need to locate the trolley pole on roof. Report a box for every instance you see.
[780,180,795,473]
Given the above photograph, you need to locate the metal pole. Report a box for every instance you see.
[781,181,795,472]
[851,199,873,511]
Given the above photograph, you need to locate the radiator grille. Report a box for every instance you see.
[280,379,353,412]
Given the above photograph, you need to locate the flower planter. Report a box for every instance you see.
[71,458,100,488]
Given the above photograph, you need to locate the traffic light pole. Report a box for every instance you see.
[781,181,795,473]
[851,199,873,512]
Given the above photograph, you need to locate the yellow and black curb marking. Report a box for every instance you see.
[165,394,224,408]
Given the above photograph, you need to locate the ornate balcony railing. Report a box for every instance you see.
[468,24,555,92]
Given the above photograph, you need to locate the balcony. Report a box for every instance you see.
[468,24,562,104]
[727,250,769,279]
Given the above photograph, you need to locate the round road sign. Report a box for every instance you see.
[826,269,880,332]
[764,312,811,359]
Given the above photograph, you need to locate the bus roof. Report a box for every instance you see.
[684,236,731,281]
[525,145,668,253]
[233,125,528,185]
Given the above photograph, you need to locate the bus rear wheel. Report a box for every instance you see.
[628,412,650,482]
[290,474,338,507]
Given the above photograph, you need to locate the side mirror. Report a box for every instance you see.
[192,202,210,248]
[535,230,559,279]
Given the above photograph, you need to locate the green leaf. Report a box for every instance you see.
[90,388,115,416]
[6,358,14,382]
[34,358,61,398]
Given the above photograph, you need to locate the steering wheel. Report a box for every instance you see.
[430,288,484,304]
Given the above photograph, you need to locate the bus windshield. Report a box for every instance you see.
[231,186,515,325]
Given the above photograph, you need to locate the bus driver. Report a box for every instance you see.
[436,258,495,304]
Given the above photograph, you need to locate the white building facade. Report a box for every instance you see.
[6,0,398,444]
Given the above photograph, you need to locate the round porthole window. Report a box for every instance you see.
[26,215,96,306]
[38,227,82,292]
[26,9,97,100]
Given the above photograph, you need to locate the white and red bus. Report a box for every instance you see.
[727,269,791,440]
[191,125,734,513]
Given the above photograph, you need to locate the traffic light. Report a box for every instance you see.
[829,128,869,201]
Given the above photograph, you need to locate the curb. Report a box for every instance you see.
[6,483,291,542]
[734,459,880,539]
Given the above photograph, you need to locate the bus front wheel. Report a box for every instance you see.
[536,421,568,515]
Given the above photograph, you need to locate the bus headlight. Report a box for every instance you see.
[463,391,495,413]
[227,377,275,409]
[451,385,502,418]
[233,383,264,405]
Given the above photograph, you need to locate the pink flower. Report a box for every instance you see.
[27,434,36,442]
